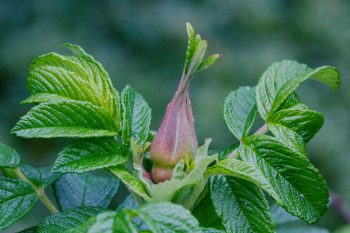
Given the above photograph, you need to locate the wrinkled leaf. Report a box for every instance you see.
[256,60,339,119]
[12,100,118,138]
[37,206,104,233]
[53,138,126,173]
[54,173,119,210]
[224,86,257,139]
[0,177,38,231]
[121,85,151,151]
[0,143,20,168]
[210,176,274,233]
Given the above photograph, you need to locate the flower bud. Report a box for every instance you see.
[150,81,198,183]
[150,23,220,183]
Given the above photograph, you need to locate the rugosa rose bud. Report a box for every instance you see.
[150,23,220,183]
[150,78,198,183]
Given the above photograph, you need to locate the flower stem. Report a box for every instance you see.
[14,167,59,214]
[229,123,269,158]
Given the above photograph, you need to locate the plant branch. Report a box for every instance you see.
[229,123,269,158]
[14,168,59,214]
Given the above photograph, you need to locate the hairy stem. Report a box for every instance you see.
[14,168,59,214]
[229,123,269,158]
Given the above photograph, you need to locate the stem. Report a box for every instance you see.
[229,123,269,158]
[14,168,59,214]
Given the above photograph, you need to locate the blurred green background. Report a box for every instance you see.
[0,0,349,232]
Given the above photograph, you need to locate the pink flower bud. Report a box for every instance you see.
[150,79,198,183]
[149,23,220,183]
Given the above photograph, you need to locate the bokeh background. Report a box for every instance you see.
[0,0,349,232]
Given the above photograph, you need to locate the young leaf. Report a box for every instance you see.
[53,138,127,173]
[268,103,324,142]
[37,206,104,233]
[12,100,118,138]
[0,177,38,231]
[224,86,257,140]
[210,176,275,233]
[134,202,202,233]
[54,173,119,210]
[108,165,151,201]
[16,44,121,139]
[256,60,340,119]
[241,134,329,223]
[0,143,20,168]
[206,155,279,201]
[121,85,151,151]
[20,164,61,187]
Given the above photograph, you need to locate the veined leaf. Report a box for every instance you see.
[68,211,138,233]
[54,173,119,210]
[53,138,127,173]
[20,164,61,187]
[108,165,151,201]
[210,176,274,233]
[0,177,38,231]
[65,44,120,121]
[269,103,324,142]
[133,202,202,233]
[256,60,340,119]
[224,86,257,140]
[0,143,20,168]
[193,189,224,230]
[12,100,118,138]
[241,134,329,223]
[121,85,151,151]
[206,155,279,201]
[37,206,104,233]
[201,228,226,233]
[19,44,121,139]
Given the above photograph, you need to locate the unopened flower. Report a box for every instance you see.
[150,23,220,183]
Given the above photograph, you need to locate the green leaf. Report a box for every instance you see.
[268,103,324,142]
[224,86,257,139]
[270,203,298,225]
[197,54,221,72]
[0,143,20,168]
[241,134,329,223]
[276,226,329,233]
[210,176,274,233]
[12,100,118,138]
[121,85,151,151]
[201,228,225,233]
[108,165,150,201]
[193,189,224,230]
[20,164,61,187]
[37,206,104,233]
[17,44,121,139]
[268,124,306,156]
[134,202,202,233]
[54,173,119,210]
[206,155,279,201]
[17,226,38,233]
[53,138,127,173]
[0,177,38,231]
[256,60,340,119]
[117,195,138,211]
[69,211,137,233]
